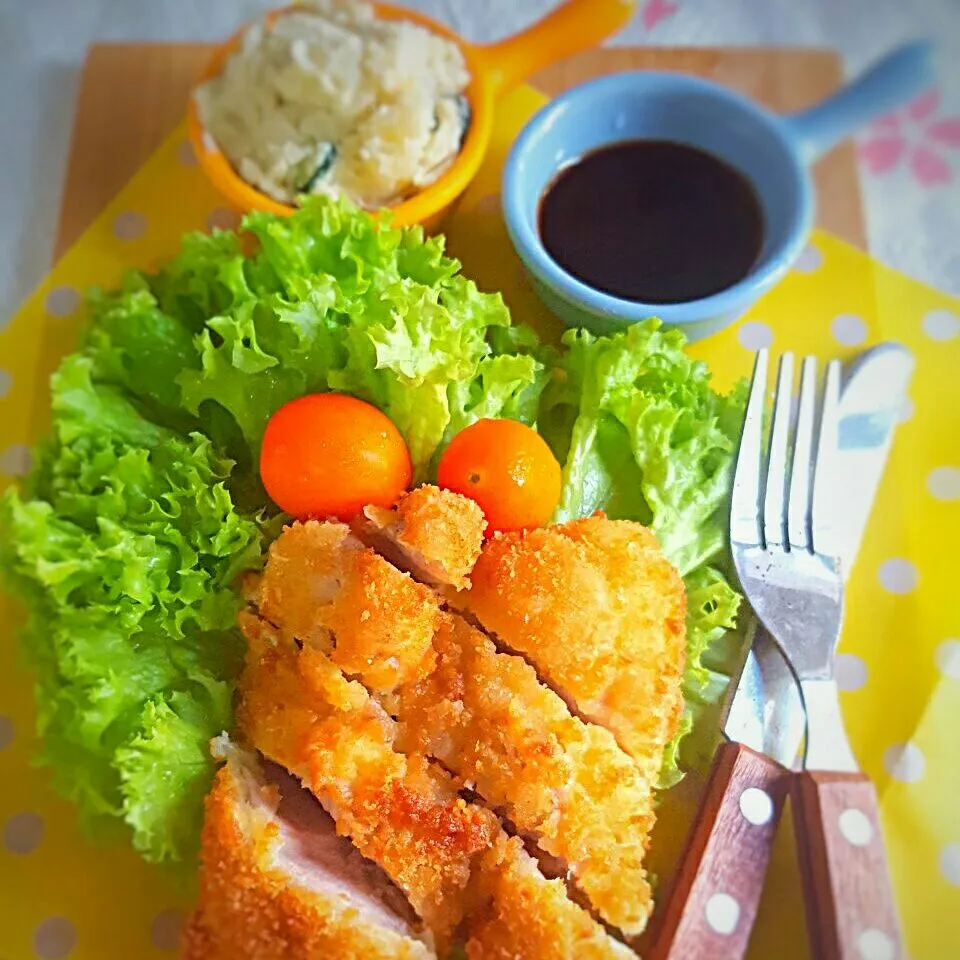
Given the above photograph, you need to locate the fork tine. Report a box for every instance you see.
[763,353,795,548]
[811,359,843,556]
[731,349,768,547]
[788,356,818,551]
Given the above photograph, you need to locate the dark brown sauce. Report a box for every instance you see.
[538,140,764,304]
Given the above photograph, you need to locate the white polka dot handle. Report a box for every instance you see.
[650,741,788,960]
[792,772,904,960]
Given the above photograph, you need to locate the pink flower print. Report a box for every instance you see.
[642,0,679,31]
[857,89,959,188]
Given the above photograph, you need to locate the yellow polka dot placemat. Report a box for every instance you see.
[1,83,958,960]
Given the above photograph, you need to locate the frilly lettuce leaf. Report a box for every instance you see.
[0,355,262,862]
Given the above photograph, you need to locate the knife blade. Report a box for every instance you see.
[651,344,913,960]
[791,343,912,958]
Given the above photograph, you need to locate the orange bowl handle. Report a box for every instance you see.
[473,0,637,99]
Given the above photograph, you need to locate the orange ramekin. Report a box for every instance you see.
[186,0,637,232]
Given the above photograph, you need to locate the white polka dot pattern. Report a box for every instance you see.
[857,927,895,960]
[939,843,960,886]
[0,443,31,477]
[935,639,960,680]
[883,741,926,783]
[207,208,239,232]
[831,313,868,346]
[836,653,868,692]
[927,466,960,501]
[45,285,80,318]
[877,558,918,595]
[704,892,740,935]
[738,787,774,826]
[4,811,44,854]
[0,714,13,750]
[34,916,77,959]
[922,308,959,342]
[738,321,773,351]
[178,140,198,166]
[151,909,184,951]
[793,243,823,273]
[113,211,148,240]
[838,807,874,847]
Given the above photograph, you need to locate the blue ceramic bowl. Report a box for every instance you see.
[502,43,934,341]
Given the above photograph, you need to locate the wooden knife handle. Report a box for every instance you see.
[650,741,789,960]
[792,771,904,960]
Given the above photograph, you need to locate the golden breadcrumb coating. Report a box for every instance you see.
[237,613,631,957]
[459,515,687,787]
[353,485,485,590]
[255,520,440,693]
[465,835,636,960]
[237,612,494,952]
[182,758,435,960]
[397,612,654,936]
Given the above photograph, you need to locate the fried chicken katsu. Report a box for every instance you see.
[183,745,435,960]
[189,486,687,957]
[353,485,486,590]
[459,516,688,785]
[396,612,655,935]
[234,610,630,958]
[237,612,493,951]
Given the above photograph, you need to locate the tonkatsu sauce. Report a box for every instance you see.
[538,140,764,304]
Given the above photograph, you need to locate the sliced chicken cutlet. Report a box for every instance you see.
[353,484,485,589]
[397,613,655,936]
[458,515,688,787]
[238,612,630,959]
[466,836,637,960]
[182,745,434,960]
[256,520,441,694]
[249,516,657,936]
[237,611,492,952]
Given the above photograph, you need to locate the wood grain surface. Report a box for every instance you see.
[647,741,789,960]
[793,772,904,960]
[54,43,865,258]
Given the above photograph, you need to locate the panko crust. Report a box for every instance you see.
[255,520,441,693]
[396,612,655,935]
[465,836,636,960]
[237,612,496,951]
[459,514,687,787]
[354,485,485,590]
[182,763,434,960]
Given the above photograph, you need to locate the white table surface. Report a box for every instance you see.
[1,0,959,328]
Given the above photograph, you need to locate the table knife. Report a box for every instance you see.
[791,343,913,959]
[651,343,913,960]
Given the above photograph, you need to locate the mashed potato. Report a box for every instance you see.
[194,1,471,209]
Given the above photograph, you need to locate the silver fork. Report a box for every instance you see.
[731,349,904,960]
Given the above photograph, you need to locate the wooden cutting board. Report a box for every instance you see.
[54,44,866,258]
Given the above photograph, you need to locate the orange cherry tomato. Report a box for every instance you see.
[260,393,412,521]
[436,418,562,533]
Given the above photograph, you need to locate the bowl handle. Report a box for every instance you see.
[472,0,637,100]
[781,40,937,163]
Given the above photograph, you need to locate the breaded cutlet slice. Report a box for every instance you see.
[255,520,441,694]
[237,612,494,952]
[397,612,655,936]
[183,747,435,960]
[238,614,630,959]
[458,515,687,786]
[465,835,637,960]
[249,516,656,934]
[353,485,486,590]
